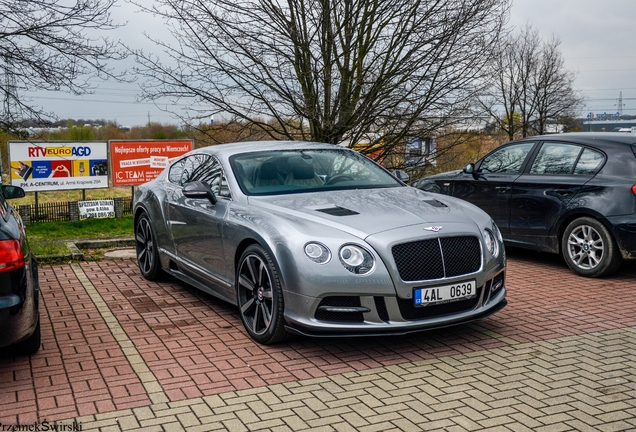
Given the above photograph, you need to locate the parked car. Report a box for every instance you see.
[0,184,40,354]
[133,141,507,344]
[413,133,636,277]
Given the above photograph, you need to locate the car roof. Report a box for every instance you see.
[192,140,342,158]
[515,132,636,147]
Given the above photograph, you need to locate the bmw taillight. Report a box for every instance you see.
[633,184,636,196]
[0,240,25,273]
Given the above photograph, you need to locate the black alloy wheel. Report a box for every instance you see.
[135,213,162,281]
[236,244,290,344]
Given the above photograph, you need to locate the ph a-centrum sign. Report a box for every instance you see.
[8,141,109,192]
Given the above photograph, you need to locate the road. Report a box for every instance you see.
[1,248,635,431]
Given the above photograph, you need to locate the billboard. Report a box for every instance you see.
[9,141,108,192]
[109,140,193,186]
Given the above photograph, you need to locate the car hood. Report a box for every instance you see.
[425,169,463,180]
[247,186,484,239]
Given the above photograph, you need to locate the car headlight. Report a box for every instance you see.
[483,229,499,258]
[339,244,375,274]
[304,242,331,264]
[492,220,503,243]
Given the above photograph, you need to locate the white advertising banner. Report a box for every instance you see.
[78,200,115,220]
[9,141,109,192]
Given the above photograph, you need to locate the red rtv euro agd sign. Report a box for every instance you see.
[109,140,193,186]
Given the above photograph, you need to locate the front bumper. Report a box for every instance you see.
[283,270,507,337]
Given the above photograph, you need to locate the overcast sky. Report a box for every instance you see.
[26,0,636,126]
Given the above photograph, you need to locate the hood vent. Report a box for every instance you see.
[422,199,447,208]
[315,206,360,216]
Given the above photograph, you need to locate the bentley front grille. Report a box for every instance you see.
[392,236,481,282]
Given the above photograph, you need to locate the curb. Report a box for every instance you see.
[74,238,135,249]
[35,237,135,263]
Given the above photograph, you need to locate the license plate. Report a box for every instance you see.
[414,280,476,306]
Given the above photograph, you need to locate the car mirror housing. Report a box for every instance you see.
[1,185,26,200]
[462,163,475,175]
[183,181,217,205]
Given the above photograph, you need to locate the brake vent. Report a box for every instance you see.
[315,206,359,216]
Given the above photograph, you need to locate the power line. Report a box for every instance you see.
[577,68,636,72]
[579,88,636,92]
[31,95,192,108]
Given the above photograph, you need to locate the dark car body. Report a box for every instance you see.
[0,184,40,354]
[414,133,636,277]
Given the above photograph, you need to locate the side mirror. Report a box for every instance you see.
[393,169,410,184]
[2,185,26,199]
[462,163,475,174]
[463,163,479,178]
[183,181,217,205]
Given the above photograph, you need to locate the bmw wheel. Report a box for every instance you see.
[236,244,290,344]
[562,217,621,278]
[135,213,162,281]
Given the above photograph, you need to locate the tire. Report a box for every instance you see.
[236,244,291,344]
[561,217,622,277]
[135,213,163,281]
[13,319,41,355]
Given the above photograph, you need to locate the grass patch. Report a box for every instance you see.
[30,240,70,258]
[26,215,134,241]
[26,216,134,258]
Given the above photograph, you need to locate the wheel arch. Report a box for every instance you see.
[555,209,616,254]
[232,235,292,294]
[233,238,260,278]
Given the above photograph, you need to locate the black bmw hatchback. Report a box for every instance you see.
[0,183,40,354]
[414,133,636,277]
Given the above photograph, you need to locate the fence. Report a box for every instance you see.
[18,197,133,225]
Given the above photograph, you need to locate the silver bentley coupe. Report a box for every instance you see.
[133,141,507,344]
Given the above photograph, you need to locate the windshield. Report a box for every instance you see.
[230,149,402,195]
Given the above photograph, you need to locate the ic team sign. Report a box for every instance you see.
[109,140,194,186]
[9,141,108,192]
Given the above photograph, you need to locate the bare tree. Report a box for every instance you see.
[479,35,520,142]
[0,0,126,129]
[132,0,510,155]
[531,36,582,135]
[479,25,582,141]
[514,26,541,138]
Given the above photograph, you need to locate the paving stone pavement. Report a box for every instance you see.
[1,248,635,431]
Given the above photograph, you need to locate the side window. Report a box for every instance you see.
[168,158,186,185]
[188,155,231,198]
[182,154,210,186]
[530,143,582,175]
[574,148,605,175]
[479,143,534,174]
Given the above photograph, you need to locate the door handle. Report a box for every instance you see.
[553,188,574,194]
[495,186,511,192]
